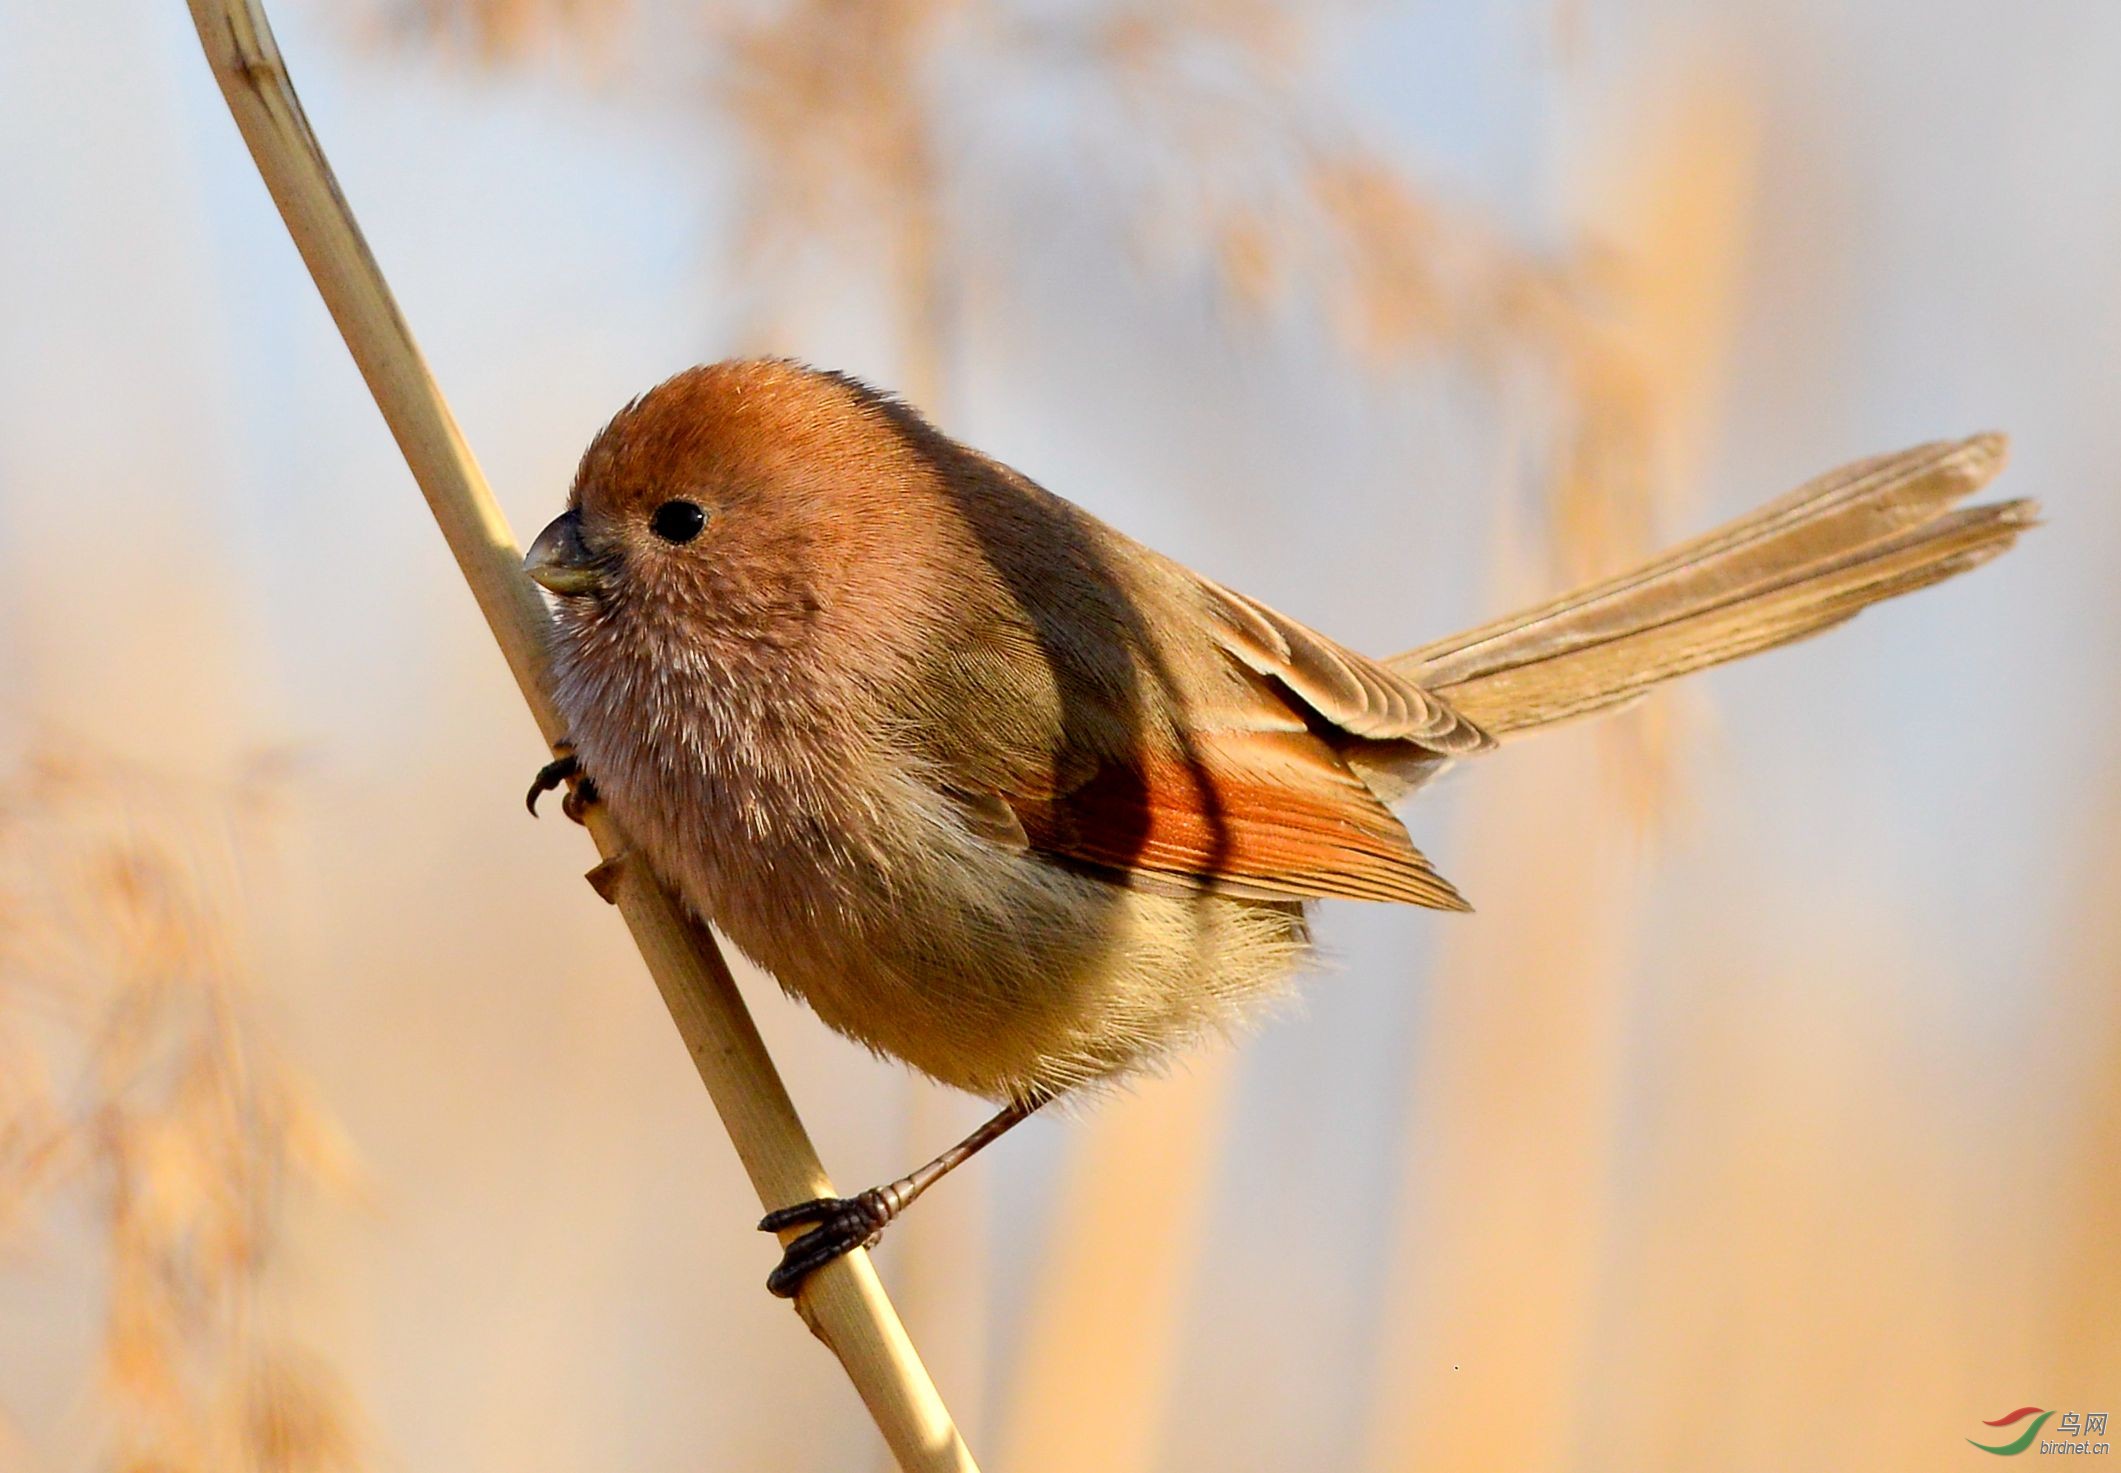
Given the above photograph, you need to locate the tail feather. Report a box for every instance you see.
[1393,434,2034,736]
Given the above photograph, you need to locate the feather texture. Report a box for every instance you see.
[1394,434,2032,734]
[1202,582,1492,752]
[998,727,1470,909]
[541,360,2031,1100]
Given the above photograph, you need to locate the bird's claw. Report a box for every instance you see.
[527,750,598,824]
[561,781,598,824]
[526,752,576,815]
[758,1187,899,1298]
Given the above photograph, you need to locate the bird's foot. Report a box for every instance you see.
[757,1101,1038,1298]
[758,1185,905,1298]
[526,748,599,824]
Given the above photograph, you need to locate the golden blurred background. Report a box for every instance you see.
[1,1,2113,1469]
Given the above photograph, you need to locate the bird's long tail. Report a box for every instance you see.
[1391,434,2034,737]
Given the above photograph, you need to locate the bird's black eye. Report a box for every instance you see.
[649,499,707,544]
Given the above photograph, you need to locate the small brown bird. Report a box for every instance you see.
[524,358,2031,1296]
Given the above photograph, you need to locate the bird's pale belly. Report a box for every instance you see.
[618,763,1311,1101]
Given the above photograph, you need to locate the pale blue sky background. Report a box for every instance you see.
[2,2,2115,1468]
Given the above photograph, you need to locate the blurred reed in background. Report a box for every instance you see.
[0,752,362,1472]
[0,0,2105,1468]
[368,10,1716,1465]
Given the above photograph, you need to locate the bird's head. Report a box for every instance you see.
[527,359,950,674]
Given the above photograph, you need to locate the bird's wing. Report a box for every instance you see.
[911,566,1474,910]
[1192,579,1494,756]
[982,719,1471,909]
[900,461,1477,908]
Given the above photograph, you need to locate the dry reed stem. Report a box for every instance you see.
[176,4,977,1467]
[1358,731,1645,1473]
[1360,73,1757,1473]
[995,1054,1238,1473]
[2050,769,2121,1389]
[880,1083,992,1460]
[1552,76,1759,825]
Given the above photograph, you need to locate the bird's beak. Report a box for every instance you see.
[524,510,602,596]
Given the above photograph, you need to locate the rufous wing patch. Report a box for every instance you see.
[1003,727,1470,910]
